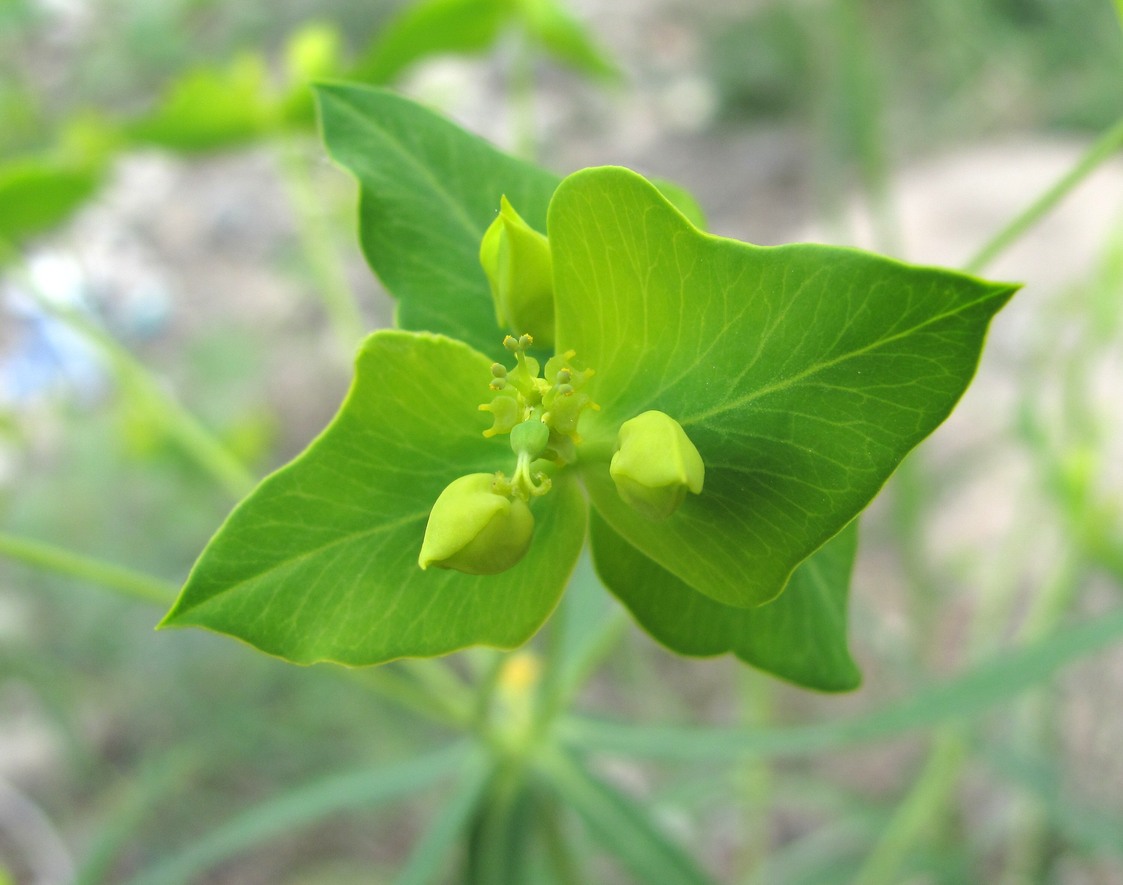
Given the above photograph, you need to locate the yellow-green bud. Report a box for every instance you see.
[419,473,535,575]
[480,196,555,348]
[609,411,704,520]
[284,23,342,82]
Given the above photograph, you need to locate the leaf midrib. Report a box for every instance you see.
[680,285,1010,428]
[326,89,482,245]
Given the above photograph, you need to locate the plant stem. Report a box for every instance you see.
[0,243,256,499]
[509,34,538,163]
[0,530,178,603]
[539,791,584,885]
[275,137,367,351]
[851,726,969,885]
[963,116,1123,274]
[736,671,774,884]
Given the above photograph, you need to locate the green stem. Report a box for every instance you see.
[509,34,538,163]
[539,791,584,885]
[472,650,507,735]
[851,726,969,885]
[276,137,366,351]
[0,530,178,603]
[736,671,774,884]
[396,748,493,885]
[541,610,626,730]
[963,117,1123,275]
[0,243,256,499]
[854,543,1084,883]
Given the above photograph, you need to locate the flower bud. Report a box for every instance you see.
[480,196,555,347]
[419,473,535,575]
[609,411,704,520]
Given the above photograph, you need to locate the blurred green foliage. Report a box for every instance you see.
[0,0,1121,880]
[709,0,1123,135]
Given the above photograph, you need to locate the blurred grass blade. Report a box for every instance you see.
[76,754,194,885]
[562,607,1123,759]
[0,531,178,604]
[1,254,256,499]
[983,746,1123,859]
[536,749,716,885]
[964,116,1123,274]
[125,743,471,885]
[851,726,969,885]
[396,748,493,885]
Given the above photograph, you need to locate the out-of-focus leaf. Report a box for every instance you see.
[537,749,716,884]
[0,158,101,246]
[562,605,1123,760]
[353,0,514,85]
[519,0,619,80]
[126,56,277,152]
[125,743,472,885]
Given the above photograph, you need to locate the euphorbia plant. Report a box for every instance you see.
[160,86,1017,692]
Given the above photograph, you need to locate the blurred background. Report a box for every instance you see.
[1,0,1122,882]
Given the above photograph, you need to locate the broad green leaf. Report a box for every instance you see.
[126,56,276,152]
[317,84,560,361]
[352,0,513,85]
[590,513,860,691]
[549,166,1017,608]
[0,158,101,244]
[161,331,586,664]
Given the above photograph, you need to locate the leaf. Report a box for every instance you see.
[317,84,560,361]
[549,166,1017,607]
[562,605,1123,761]
[520,0,620,81]
[590,513,860,691]
[161,331,586,664]
[396,747,494,885]
[537,749,716,885]
[651,177,707,230]
[125,742,472,885]
[126,56,276,152]
[0,158,101,245]
[352,0,513,85]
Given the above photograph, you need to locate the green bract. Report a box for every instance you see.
[161,86,1018,691]
[481,196,556,347]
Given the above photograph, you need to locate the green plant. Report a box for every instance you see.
[4,3,1123,881]
[115,83,1109,879]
